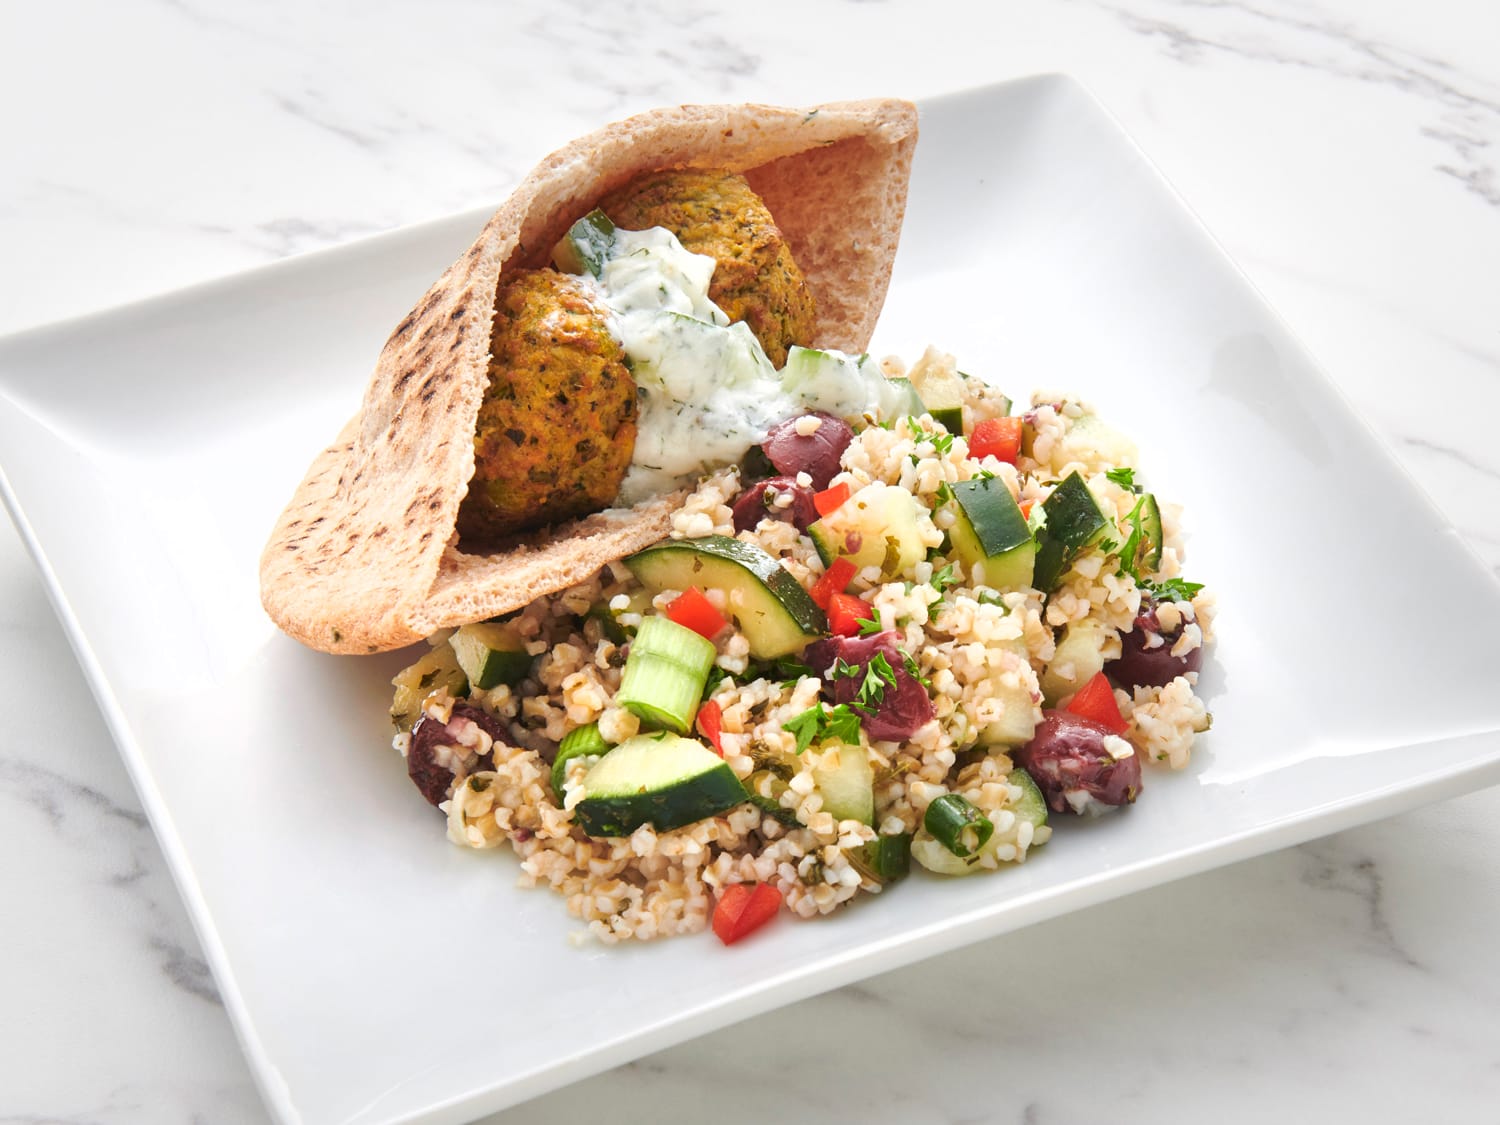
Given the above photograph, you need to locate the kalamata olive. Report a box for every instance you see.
[1014,710,1142,815]
[406,702,507,806]
[731,476,818,533]
[805,630,934,741]
[1107,601,1203,689]
[762,412,853,491]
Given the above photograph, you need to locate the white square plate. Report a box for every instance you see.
[4,75,1499,1125]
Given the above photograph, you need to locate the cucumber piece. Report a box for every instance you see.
[1040,617,1109,704]
[851,833,912,883]
[1009,768,1048,832]
[907,359,965,434]
[811,739,875,825]
[625,535,825,660]
[1122,492,1163,576]
[885,376,926,418]
[615,615,716,733]
[1032,471,1110,590]
[450,621,531,690]
[974,661,1040,747]
[390,645,468,732]
[552,722,610,798]
[807,482,926,581]
[574,733,748,836]
[780,346,906,423]
[945,476,1037,591]
[552,209,617,278]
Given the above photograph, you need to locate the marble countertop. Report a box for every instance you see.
[3,1,1498,1121]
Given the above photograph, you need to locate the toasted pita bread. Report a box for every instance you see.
[261,98,919,654]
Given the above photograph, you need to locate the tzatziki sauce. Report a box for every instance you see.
[580,225,902,505]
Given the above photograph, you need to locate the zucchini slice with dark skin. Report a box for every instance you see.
[573,733,748,837]
[625,535,826,660]
[1032,471,1111,590]
[945,476,1037,591]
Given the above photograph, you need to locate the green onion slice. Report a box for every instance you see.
[923,794,995,858]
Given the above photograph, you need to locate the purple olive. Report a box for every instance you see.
[1014,710,1141,815]
[407,702,506,806]
[761,412,853,491]
[731,476,818,533]
[804,631,934,741]
[1107,600,1202,689]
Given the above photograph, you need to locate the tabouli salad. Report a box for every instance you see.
[389,347,1216,945]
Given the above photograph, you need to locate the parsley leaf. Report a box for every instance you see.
[831,657,862,682]
[1148,577,1205,603]
[1105,466,1137,490]
[857,653,897,707]
[824,705,863,745]
[856,613,885,636]
[930,563,958,594]
[902,650,931,689]
[782,707,823,754]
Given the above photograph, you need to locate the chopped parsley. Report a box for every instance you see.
[783,703,864,753]
[1105,466,1138,490]
[831,657,862,682]
[1147,577,1205,603]
[856,653,897,707]
[929,563,958,594]
[856,613,885,636]
[902,650,931,689]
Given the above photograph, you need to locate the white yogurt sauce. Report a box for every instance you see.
[581,225,902,505]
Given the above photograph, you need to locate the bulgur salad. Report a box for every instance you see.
[390,346,1216,946]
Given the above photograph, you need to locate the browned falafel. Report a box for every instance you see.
[456,269,636,543]
[599,169,816,367]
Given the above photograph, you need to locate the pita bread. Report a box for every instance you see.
[261,98,919,654]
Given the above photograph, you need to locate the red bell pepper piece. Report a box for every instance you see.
[1018,498,1036,520]
[696,698,725,756]
[712,882,782,945]
[666,586,729,641]
[809,556,857,609]
[812,481,851,518]
[1065,671,1129,734]
[827,592,874,637]
[969,417,1023,464]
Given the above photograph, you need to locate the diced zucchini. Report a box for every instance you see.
[945,476,1037,591]
[906,358,965,434]
[390,645,468,732]
[851,833,912,883]
[811,739,875,825]
[449,621,531,690]
[974,659,1040,747]
[1009,768,1048,832]
[1041,618,1109,705]
[573,733,748,837]
[615,615,716,734]
[551,209,617,278]
[807,482,926,581]
[625,536,825,660]
[1123,492,1163,576]
[1032,471,1110,590]
[552,722,610,798]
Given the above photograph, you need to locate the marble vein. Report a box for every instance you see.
[1084,0,1500,207]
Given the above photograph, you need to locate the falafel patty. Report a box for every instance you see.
[457,269,636,543]
[599,169,816,367]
